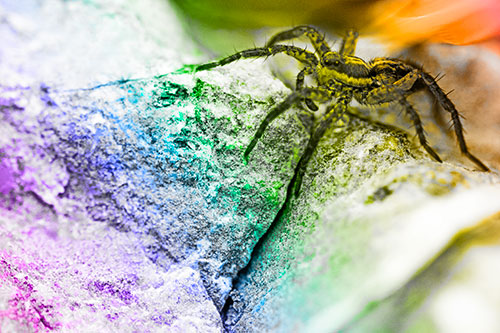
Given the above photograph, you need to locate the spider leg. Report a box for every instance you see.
[195,45,318,72]
[399,98,442,162]
[296,67,319,111]
[339,29,359,56]
[294,90,353,196]
[244,87,333,161]
[265,25,331,57]
[420,72,490,171]
[360,71,442,162]
[364,70,419,104]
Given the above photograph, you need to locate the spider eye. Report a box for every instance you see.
[324,58,341,67]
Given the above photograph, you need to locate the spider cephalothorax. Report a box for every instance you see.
[191,25,489,195]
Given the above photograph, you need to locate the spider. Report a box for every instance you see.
[188,25,489,196]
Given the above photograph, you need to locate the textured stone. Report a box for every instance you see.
[0,56,307,331]
[44,65,309,309]
[2,1,500,332]
[224,109,500,332]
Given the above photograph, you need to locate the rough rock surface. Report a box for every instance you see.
[48,67,309,309]
[225,120,500,331]
[2,1,500,332]
[1,62,307,330]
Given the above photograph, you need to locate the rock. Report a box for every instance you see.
[224,107,500,331]
[44,64,309,310]
[3,0,297,330]
[0,47,308,331]
[2,1,500,332]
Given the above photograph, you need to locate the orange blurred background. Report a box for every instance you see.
[172,0,500,51]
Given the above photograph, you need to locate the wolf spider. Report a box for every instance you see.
[190,25,489,195]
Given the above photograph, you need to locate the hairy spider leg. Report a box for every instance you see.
[244,87,333,161]
[195,43,321,111]
[400,99,443,162]
[366,59,488,170]
[294,89,354,196]
[266,26,335,111]
[339,29,359,56]
[266,26,358,112]
[296,67,319,111]
[364,70,419,104]
[360,70,443,162]
[266,26,358,111]
[265,25,331,57]
[420,72,489,171]
[195,45,318,72]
